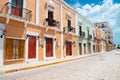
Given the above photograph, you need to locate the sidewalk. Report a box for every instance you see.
[0,53,102,74]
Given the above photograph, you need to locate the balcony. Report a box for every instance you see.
[0,2,32,21]
[88,35,92,41]
[68,26,76,33]
[79,31,85,38]
[97,38,102,43]
[63,26,76,34]
[78,32,85,41]
[45,18,59,28]
[94,37,97,42]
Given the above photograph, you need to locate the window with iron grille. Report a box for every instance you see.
[5,39,25,60]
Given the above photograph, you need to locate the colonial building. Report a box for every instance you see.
[76,13,95,55]
[100,28,106,52]
[0,0,79,66]
[0,0,114,67]
[95,25,101,53]
[58,0,78,58]
[94,25,106,53]
[95,22,114,51]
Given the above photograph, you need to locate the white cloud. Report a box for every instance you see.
[73,0,120,45]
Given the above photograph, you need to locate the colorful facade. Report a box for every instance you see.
[100,28,106,52]
[0,0,114,67]
[95,26,101,53]
[95,22,114,51]
[76,13,95,55]
[0,0,78,65]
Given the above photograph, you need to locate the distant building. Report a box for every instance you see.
[95,22,114,51]
[94,25,101,53]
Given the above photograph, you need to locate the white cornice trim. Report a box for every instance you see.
[54,0,76,15]
[47,0,56,9]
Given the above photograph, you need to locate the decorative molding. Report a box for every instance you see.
[47,0,56,9]
[44,34,56,60]
[54,0,76,14]
[66,12,72,20]
[26,31,39,36]
[6,37,26,40]
[25,32,39,62]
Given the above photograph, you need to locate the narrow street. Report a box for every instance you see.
[0,50,120,80]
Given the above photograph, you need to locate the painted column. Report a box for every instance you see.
[53,39,56,59]
[8,0,11,14]
[76,14,79,56]
[60,1,63,58]
[25,37,28,63]
[82,43,84,55]
[0,36,4,66]
[91,42,93,54]
[0,24,4,66]
[36,0,40,24]
[22,0,26,19]
[36,37,39,61]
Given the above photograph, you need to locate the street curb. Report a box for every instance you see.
[5,53,101,74]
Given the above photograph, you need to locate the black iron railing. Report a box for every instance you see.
[88,35,92,40]
[0,2,32,21]
[67,26,76,33]
[80,31,85,37]
[45,18,59,27]
[79,31,85,38]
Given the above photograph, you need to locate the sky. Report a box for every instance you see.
[64,0,120,46]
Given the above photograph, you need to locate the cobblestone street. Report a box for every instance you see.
[0,50,120,80]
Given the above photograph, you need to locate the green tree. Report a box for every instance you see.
[117,44,120,49]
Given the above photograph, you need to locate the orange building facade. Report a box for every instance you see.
[0,0,78,65]
[95,27,101,53]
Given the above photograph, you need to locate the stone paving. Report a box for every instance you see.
[0,50,120,80]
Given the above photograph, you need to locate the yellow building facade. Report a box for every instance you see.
[100,28,106,52]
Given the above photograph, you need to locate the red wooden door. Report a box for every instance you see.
[88,43,91,54]
[28,36,36,59]
[66,42,72,56]
[46,38,53,57]
[11,0,23,17]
